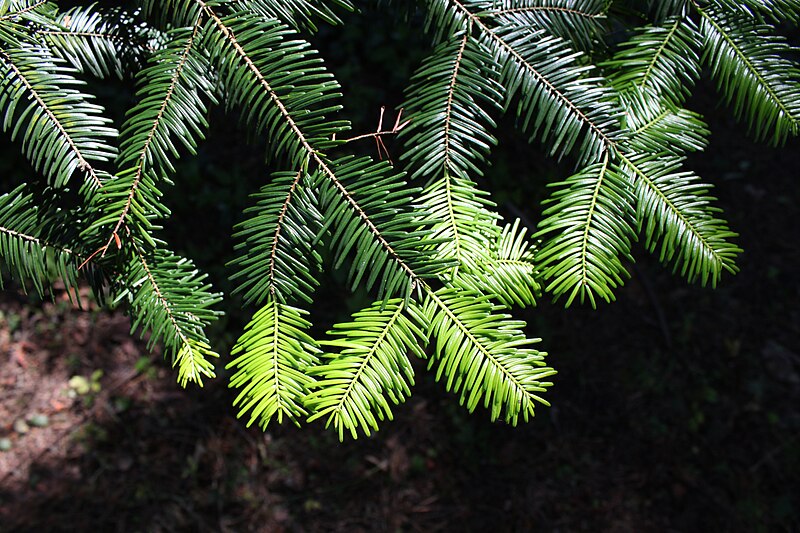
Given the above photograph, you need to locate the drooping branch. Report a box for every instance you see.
[201,2,420,285]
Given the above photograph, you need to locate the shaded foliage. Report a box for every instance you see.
[0,0,798,440]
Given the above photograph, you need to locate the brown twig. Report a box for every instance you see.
[333,107,411,163]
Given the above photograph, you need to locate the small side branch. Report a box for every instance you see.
[0,1,47,21]
[334,107,410,162]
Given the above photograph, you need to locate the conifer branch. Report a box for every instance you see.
[694,5,793,121]
[0,1,46,21]
[442,34,471,267]
[0,226,79,258]
[202,2,420,284]
[0,50,103,188]
[450,0,615,154]
[639,17,680,91]
[2,0,796,439]
[480,6,603,19]
[100,11,206,255]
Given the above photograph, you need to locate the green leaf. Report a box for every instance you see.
[231,169,324,305]
[644,0,691,21]
[37,5,154,79]
[120,246,222,387]
[711,0,800,24]
[474,0,608,51]
[417,170,500,273]
[318,156,446,299]
[401,34,503,272]
[451,219,541,308]
[140,0,203,28]
[0,0,776,439]
[306,299,426,439]
[0,185,86,298]
[86,19,215,248]
[604,16,702,104]
[420,0,472,41]
[480,24,622,163]
[534,155,636,307]
[203,9,346,168]
[401,33,503,184]
[618,153,741,286]
[620,88,709,155]
[697,4,800,144]
[228,297,320,428]
[423,287,554,424]
[235,0,354,31]
[0,46,117,188]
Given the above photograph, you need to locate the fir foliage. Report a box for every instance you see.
[1,0,798,438]
[0,185,85,296]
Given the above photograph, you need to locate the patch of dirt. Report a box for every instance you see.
[0,287,145,481]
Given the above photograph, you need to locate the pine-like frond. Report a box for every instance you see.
[477,22,621,163]
[420,0,471,42]
[0,1,51,45]
[0,185,84,296]
[0,46,117,188]
[3,0,778,438]
[620,88,709,155]
[318,156,446,298]
[202,9,345,168]
[417,173,500,272]
[121,245,222,387]
[451,219,541,308]
[423,287,554,423]
[305,299,426,439]
[231,169,323,305]
[117,20,212,176]
[0,0,57,25]
[400,33,503,271]
[206,7,445,299]
[36,5,152,79]
[473,0,607,51]
[696,4,800,144]
[712,0,800,24]
[235,0,354,31]
[401,33,502,184]
[617,153,741,286]
[228,297,320,428]
[534,155,635,307]
[86,19,214,248]
[645,0,691,21]
[140,0,203,28]
[604,16,702,104]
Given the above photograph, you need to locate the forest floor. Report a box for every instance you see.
[1,64,799,533]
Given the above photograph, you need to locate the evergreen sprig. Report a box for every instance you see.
[0,185,84,296]
[0,0,797,438]
[306,298,425,439]
[473,0,607,51]
[35,4,154,79]
[696,3,800,144]
[400,33,503,272]
[229,297,321,427]
[0,45,116,189]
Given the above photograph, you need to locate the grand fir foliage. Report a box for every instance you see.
[1,0,798,438]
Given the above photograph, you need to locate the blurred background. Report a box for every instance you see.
[1,3,798,531]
